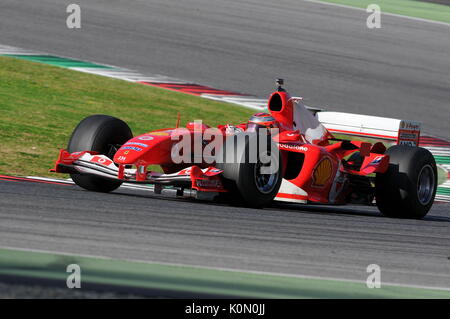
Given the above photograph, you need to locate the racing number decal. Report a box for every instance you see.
[312,158,333,187]
[138,136,154,141]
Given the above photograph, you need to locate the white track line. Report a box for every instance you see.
[439,181,450,188]
[435,195,450,203]
[303,0,450,27]
[25,176,74,184]
[24,176,154,191]
[424,147,450,156]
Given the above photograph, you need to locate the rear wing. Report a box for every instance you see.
[316,112,421,146]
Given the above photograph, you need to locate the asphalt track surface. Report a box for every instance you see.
[1,179,450,289]
[1,1,450,290]
[1,0,449,139]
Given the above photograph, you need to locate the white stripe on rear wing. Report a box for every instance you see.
[316,112,421,146]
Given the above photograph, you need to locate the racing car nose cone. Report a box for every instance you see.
[114,132,172,164]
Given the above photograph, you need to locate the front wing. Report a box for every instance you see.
[51,150,227,193]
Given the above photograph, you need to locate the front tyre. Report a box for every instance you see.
[216,132,282,208]
[375,145,437,219]
[68,114,133,193]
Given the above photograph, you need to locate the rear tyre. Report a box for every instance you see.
[375,145,437,219]
[216,132,282,208]
[68,114,133,193]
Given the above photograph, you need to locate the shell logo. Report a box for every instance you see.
[313,158,333,187]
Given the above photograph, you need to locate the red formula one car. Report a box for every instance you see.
[52,80,437,219]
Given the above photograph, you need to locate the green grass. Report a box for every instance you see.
[0,56,253,177]
[318,0,450,24]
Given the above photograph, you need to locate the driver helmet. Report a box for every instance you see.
[247,112,279,133]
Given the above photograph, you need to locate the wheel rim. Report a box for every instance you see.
[254,155,279,194]
[417,164,434,206]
